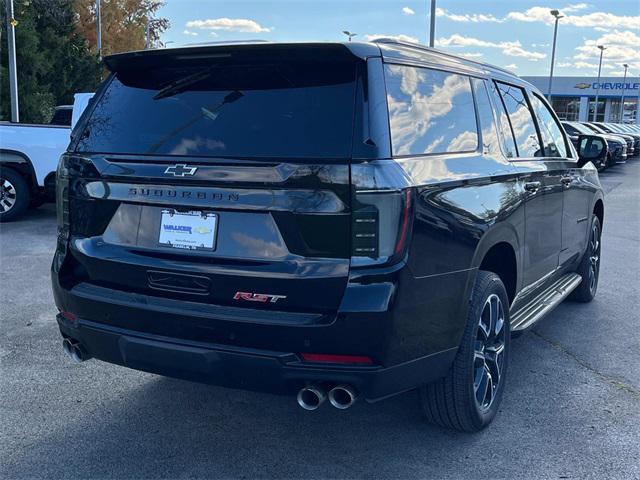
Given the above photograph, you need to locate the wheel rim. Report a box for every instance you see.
[474,294,506,412]
[0,178,17,213]
[588,222,601,295]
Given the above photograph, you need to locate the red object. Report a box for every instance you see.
[60,311,77,322]
[300,353,374,365]
[394,189,413,254]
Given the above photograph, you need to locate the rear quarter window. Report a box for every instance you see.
[384,65,478,156]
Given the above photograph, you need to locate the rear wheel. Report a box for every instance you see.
[420,271,510,432]
[569,215,601,303]
[0,168,29,222]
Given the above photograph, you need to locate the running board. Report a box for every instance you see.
[510,273,582,332]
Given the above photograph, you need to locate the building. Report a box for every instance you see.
[522,76,640,125]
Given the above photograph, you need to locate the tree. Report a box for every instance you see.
[0,0,102,123]
[74,0,169,56]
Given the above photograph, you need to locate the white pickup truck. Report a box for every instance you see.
[0,93,93,221]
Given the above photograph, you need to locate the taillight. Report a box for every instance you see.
[54,156,70,271]
[299,353,374,365]
[351,161,413,267]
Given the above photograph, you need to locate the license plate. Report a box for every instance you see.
[159,210,218,251]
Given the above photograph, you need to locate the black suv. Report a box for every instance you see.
[52,40,605,432]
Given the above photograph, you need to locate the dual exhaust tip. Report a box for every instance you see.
[297,384,358,411]
[62,338,90,363]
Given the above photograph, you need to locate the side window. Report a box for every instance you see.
[496,82,543,158]
[486,81,517,158]
[530,93,569,158]
[471,78,502,157]
[384,65,478,156]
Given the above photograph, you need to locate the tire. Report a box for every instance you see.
[0,167,30,222]
[419,271,510,432]
[569,215,601,303]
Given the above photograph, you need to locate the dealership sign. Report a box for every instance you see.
[575,81,640,91]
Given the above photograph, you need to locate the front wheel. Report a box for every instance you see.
[420,270,510,432]
[569,215,601,302]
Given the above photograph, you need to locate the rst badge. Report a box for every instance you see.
[234,291,287,304]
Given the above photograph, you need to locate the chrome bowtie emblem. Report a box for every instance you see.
[164,164,198,177]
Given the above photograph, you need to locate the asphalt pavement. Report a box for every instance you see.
[1,160,639,479]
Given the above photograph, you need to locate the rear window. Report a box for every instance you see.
[384,65,478,156]
[75,61,357,159]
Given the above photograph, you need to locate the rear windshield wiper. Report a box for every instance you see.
[153,66,220,100]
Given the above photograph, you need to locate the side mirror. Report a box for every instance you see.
[577,135,608,168]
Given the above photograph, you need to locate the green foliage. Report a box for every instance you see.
[0,0,102,123]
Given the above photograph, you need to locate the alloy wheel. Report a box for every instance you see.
[588,222,601,294]
[473,294,506,411]
[0,178,17,213]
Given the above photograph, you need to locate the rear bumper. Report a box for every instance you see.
[56,313,456,401]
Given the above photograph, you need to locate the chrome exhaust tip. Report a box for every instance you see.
[297,384,327,411]
[328,385,358,410]
[62,338,89,363]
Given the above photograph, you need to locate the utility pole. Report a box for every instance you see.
[96,0,102,58]
[429,0,436,47]
[547,10,563,101]
[620,63,629,123]
[592,45,606,122]
[5,0,19,122]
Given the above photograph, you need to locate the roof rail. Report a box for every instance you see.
[370,37,515,77]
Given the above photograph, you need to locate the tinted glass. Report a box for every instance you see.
[487,81,517,158]
[471,78,502,157]
[385,65,478,155]
[50,108,72,126]
[496,82,542,158]
[530,94,568,158]
[76,61,356,159]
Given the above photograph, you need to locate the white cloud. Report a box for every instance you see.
[364,33,420,44]
[435,7,502,23]
[563,3,589,13]
[186,18,272,33]
[182,30,198,36]
[573,31,640,71]
[402,7,415,15]
[506,7,640,30]
[434,4,638,30]
[436,34,546,61]
[505,63,518,69]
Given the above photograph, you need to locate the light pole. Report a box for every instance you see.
[342,31,357,42]
[429,0,436,47]
[5,0,19,122]
[547,9,563,101]
[96,0,102,57]
[620,63,629,123]
[592,45,606,122]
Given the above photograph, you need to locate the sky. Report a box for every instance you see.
[157,0,640,77]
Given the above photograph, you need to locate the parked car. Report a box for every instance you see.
[593,122,640,156]
[562,121,626,169]
[0,93,93,221]
[52,40,605,432]
[582,122,635,157]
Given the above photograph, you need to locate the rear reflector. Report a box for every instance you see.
[300,353,374,365]
[60,311,77,322]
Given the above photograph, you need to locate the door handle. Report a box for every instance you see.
[524,181,541,192]
[561,176,572,187]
